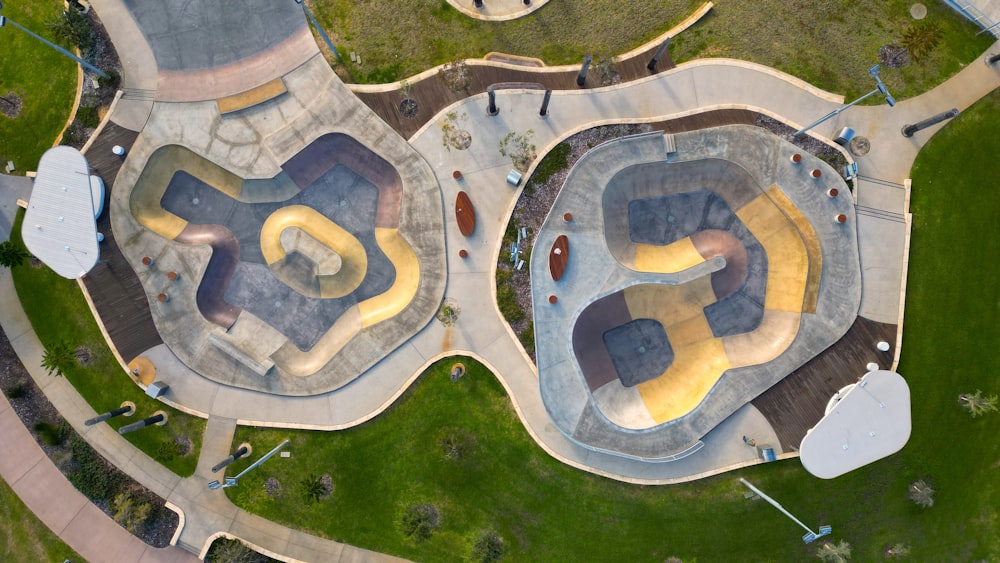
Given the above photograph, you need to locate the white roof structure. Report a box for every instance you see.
[22,146,99,279]
[800,370,911,479]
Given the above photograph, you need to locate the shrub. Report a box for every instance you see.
[76,106,100,129]
[111,492,152,535]
[401,503,440,541]
[97,70,121,90]
[34,420,68,446]
[901,21,942,63]
[908,480,934,508]
[45,6,95,55]
[205,537,275,563]
[471,529,505,562]
[68,435,124,501]
[5,380,29,399]
[525,142,571,190]
[156,440,186,462]
[518,321,535,357]
[958,390,998,417]
[496,284,524,324]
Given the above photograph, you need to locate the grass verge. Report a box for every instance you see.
[0,475,80,562]
[0,1,77,174]
[7,210,204,477]
[316,0,990,98]
[226,92,1000,561]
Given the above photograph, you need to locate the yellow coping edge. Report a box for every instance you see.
[259,205,368,298]
[358,228,421,328]
[735,191,810,312]
[216,77,287,114]
[634,237,707,273]
[270,307,364,377]
[761,185,823,313]
[130,145,243,239]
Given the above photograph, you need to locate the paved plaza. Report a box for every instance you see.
[1,0,999,560]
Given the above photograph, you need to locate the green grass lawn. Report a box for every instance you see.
[0,1,77,174]
[0,475,80,562]
[315,0,991,98]
[225,93,1000,561]
[7,211,205,477]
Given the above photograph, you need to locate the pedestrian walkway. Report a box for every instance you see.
[3,0,999,557]
[0,377,196,562]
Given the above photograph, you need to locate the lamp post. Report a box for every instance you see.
[0,5,107,78]
[741,478,832,543]
[208,439,290,490]
[794,65,895,138]
[294,0,344,64]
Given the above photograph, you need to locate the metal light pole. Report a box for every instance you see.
[0,7,107,78]
[294,0,344,64]
[740,478,832,543]
[794,65,895,138]
[208,439,290,490]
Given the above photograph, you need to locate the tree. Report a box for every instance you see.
[0,239,29,268]
[41,341,76,377]
[900,22,941,63]
[816,540,851,562]
[908,479,935,508]
[439,111,471,151]
[45,7,96,55]
[498,130,536,173]
[958,390,998,417]
[401,503,440,541]
[471,529,505,563]
[439,60,472,94]
[886,543,911,559]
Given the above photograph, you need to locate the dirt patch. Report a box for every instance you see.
[0,92,23,119]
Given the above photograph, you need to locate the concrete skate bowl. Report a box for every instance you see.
[572,158,823,430]
[129,134,420,378]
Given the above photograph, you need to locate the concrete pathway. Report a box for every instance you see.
[4,0,999,557]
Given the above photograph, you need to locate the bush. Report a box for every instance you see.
[97,70,121,90]
[401,503,440,541]
[5,380,29,399]
[525,142,571,190]
[205,537,275,563]
[111,492,151,535]
[496,284,524,324]
[0,239,30,268]
[155,440,186,462]
[45,7,95,55]
[68,435,124,501]
[34,420,68,446]
[518,321,535,357]
[76,106,99,129]
[471,529,505,562]
[908,480,935,508]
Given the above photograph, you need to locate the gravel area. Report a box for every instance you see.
[0,328,177,547]
[499,118,850,362]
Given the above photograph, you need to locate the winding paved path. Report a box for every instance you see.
[1,0,998,559]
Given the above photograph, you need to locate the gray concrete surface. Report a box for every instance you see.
[122,0,305,72]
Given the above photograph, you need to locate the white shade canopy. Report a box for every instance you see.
[800,370,911,479]
[22,146,99,279]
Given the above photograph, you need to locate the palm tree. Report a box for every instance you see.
[886,542,911,559]
[900,21,942,63]
[0,240,29,268]
[41,342,75,377]
[816,540,852,562]
[908,480,935,508]
[958,390,998,418]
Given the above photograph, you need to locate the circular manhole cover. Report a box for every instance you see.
[850,136,871,157]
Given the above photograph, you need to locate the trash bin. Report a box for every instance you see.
[834,127,855,146]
